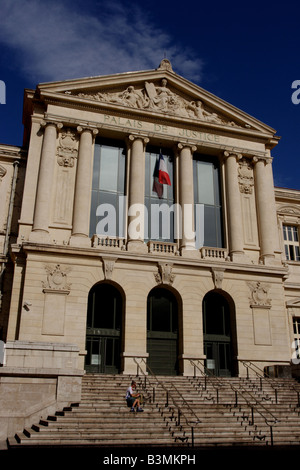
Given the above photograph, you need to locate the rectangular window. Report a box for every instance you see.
[193,155,223,248]
[293,318,300,359]
[144,148,175,242]
[90,139,126,237]
[283,225,300,261]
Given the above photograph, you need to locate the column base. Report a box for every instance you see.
[121,353,149,375]
[180,246,201,259]
[69,235,92,248]
[29,230,50,244]
[126,240,148,254]
[180,355,206,376]
[229,251,251,264]
[259,254,281,266]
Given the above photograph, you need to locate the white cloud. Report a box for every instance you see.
[0,0,203,83]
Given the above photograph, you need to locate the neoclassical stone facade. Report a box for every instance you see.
[0,59,300,439]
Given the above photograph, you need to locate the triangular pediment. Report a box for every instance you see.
[36,60,277,137]
[287,298,300,308]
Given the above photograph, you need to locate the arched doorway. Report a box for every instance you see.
[85,283,123,374]
[147,287,179,376]
[202,291,237,377]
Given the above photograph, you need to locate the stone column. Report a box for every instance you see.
[70,126,98,247]
[30,121,62,243]
[253,156,279,264]
[224,151,245,260]
[177,143,198,257]
[127,134,149,253]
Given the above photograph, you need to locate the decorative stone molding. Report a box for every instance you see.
[42,264,71,293]
[102,257,116,280]
[211,268,225,290]
[56,128,78,167]
[0,165,7,182]
[277,205,300,217]
[154,262,175,285]
[238,158,254,194]
[248,281,271,307]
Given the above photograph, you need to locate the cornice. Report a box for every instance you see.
[15,242,289,278]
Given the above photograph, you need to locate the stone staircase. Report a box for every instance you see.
[7,373,300,448]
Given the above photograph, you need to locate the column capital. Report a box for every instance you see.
[177,142,197,153]
[77,125,98,136]
[127,134,149,147]
[40,120,63,131]
[252,155,273,165]
[223,150,243,161]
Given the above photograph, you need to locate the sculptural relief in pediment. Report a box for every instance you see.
[74,78,240,127]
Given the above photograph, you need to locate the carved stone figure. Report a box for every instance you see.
[75,77,239,127]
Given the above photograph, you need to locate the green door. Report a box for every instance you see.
[147,287,178,376]
[85,283,122,374]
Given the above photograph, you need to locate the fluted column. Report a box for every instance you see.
[177,143,198,256]
[127,134,149,252]
[70,126,98,247]
[224,151,245,260]
[253,156,279,263]
[30,121,62,243]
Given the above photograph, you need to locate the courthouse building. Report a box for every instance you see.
[0,59,300,437]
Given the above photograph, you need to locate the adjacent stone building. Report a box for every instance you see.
[0,59,300,439]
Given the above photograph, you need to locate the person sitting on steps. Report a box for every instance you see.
[126,381,144,412]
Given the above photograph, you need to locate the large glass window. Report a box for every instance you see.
[144,147,175,242]
[193,155,223,248]
[283,225,300,261]
[90,139,126,237]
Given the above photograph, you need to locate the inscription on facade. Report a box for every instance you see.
[102,114,220,143]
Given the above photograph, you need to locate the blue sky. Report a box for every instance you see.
[0,0,299,189]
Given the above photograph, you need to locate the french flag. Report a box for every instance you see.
[153,153,171,198]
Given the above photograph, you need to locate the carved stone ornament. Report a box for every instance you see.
[211,268,225,290]
[42,264,72,292]
[248,281,271,307]
[102,257,116,280]
[56,128,78,167]
[74,64,239,127]
[238,158,254,194]
[154,262,175,285]
[278,205,300,217]
[0,165,7,182]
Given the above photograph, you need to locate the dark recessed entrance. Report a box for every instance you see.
[85,283,123,374]
[147,287,179,376]
[203,291,237,377]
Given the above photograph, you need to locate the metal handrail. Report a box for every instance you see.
[134,358,201,446]
[190,359,279,443]
[241,360,300,407]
